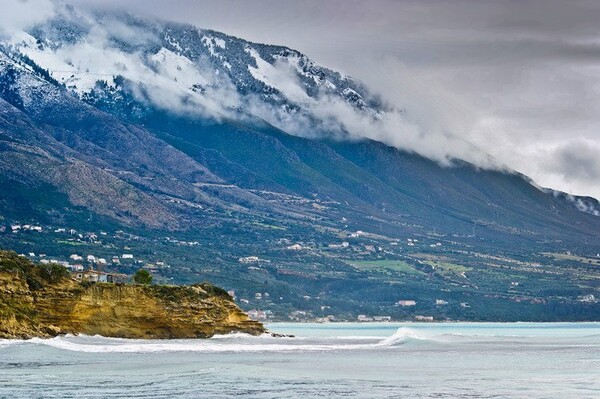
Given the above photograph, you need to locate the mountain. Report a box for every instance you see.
[0,7,598,321]
[9,8,385,137]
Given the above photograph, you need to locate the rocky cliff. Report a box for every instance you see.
[0,251,265,339]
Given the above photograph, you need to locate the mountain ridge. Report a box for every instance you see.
[0,7,598,321]
[0,33,598,236]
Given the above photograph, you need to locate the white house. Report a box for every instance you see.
[72,270,128,283]
[357,314,373,322]
[415,315,434,321]
[247,310,267,320]
[397,300,417,307]
[328,242,349,249]
[579,294,596,303]
[373,316,392,322]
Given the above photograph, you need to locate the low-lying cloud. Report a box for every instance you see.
[241,47,496,168]
[6,0,600,200]
[0,0,55,34]
[7,4,498,171]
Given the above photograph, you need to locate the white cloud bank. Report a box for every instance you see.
[6,0,600,200]
[67,0,600,200]
[7,4,499,172]
[0,0,55,33]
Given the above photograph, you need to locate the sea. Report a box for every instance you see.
[0,322,598,398]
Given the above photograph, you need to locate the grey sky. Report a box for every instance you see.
[26,0,600,199]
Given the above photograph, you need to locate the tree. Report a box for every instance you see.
[133,269,152,285]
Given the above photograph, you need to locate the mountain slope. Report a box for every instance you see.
[0,8,598,321]
[0,9,597,243]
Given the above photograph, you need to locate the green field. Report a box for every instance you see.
[424,261,471,274]
[347,260,423,275]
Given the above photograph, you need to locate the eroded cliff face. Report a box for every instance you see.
[0,251,264,339]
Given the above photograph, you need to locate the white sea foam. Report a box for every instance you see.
[7,327,425,354]
[0,339,22,348]
[3,323,599,354]
[2,323,598,399]
[373,327,429,346]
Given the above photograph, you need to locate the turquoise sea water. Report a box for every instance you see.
[0,322,599,398]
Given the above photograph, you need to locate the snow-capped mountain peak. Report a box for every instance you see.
[5,8,382,135]
[2,5,506,170]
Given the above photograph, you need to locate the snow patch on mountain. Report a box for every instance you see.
[10,29,122,95]
[201,34,226,57]
[149,47,210,88]
[2,5,506,171]
[246,47,311,104]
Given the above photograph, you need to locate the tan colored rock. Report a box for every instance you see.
[0,251,264,339]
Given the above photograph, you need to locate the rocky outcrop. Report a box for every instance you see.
[0,251,264,339]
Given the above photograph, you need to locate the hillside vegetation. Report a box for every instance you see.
[0,251,264,339]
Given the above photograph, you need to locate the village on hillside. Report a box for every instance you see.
[1,217,598,322]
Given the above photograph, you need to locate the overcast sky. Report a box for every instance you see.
[15,0,600,199]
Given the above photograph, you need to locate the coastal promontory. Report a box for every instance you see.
[0,251,265,339]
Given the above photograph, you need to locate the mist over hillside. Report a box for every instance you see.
[0,3,598,321]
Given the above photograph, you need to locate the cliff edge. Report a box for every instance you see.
[0,251,265,339]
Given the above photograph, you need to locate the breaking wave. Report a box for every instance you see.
[2,323,598,354]
[2,323,598,399]
[374,327,428,346]
[0,327,429,354]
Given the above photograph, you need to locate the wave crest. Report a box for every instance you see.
[375,327,428,346]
